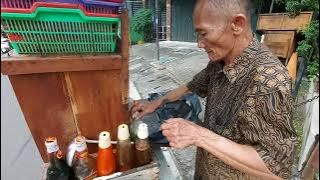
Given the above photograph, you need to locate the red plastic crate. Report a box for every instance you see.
[99,0,123,3]
[1,0,122,17]
[1,2,120,18]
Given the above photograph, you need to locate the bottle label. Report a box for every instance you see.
[46,143,59,153]
[75,143,87,152]
[76,151,89,158]
[75,135,87,152]
[45,137,59,153]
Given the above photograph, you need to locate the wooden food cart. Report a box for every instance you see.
[256,11,313,65]
[1,9,159,179]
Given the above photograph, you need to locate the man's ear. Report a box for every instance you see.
[231,14,247,35]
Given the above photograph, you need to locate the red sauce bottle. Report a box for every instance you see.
[96,131,116,176]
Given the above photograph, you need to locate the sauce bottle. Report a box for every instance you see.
[135,123,151,166]
[117,124,133,172]
[96,131,116,176]
[72,135,97,179]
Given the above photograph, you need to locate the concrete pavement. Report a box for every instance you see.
[1,75,44,180]
[129,41,208,180]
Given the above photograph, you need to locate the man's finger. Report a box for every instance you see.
[133,111,147,119]
[132,111,140,119]
[165,118,184,124]
[162,129,179,137]
[160,122,175,130]
[169,139,192,149]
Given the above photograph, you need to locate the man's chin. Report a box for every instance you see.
[208,56,220,62]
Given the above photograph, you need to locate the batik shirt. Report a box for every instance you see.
[187,37,298,180]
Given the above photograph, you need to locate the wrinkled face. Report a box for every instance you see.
[193,5,236,62]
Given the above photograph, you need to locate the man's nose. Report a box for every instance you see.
[197,40,205,48]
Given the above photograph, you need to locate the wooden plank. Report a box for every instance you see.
[262,31,295,59]
[285,31,296,65]
[286,52,298,83]
[1,55,122,75]
[256,11,313,31]
[9,73,78,162]
[65,70,129,143]
[121,9,129,106]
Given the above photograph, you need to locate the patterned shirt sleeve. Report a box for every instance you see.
[186,63,211,98]
[238,90,298,179]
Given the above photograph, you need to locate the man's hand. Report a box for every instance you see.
[161,118,205,149]
[162,120,282,180]
[130,99,163,119]
[130,85,190,120]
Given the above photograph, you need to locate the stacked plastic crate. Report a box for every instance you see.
[1,0,123,54]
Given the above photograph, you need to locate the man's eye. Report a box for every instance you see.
[199,32,207,37]
[194,31,207,39]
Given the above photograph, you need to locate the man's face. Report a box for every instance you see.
[193,7,236,62]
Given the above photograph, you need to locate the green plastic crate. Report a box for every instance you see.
[1,7,121,54]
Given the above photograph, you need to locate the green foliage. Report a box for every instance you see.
[296,20,318,57]
[131,9,153,42]
[296,40,312,57]
[296,20,319,79]
[286,0,318,16]
[300,20,319,41]
[307,59,319,79]
[130,29,143,44]
[276,0,319,79]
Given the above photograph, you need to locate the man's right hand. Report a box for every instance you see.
[130,85,190,120]
[130,99,163,120]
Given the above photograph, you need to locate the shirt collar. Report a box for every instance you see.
[222,36,260,84]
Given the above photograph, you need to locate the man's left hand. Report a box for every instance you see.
[161,118,202,149]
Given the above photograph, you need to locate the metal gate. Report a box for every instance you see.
[171,0,197,42]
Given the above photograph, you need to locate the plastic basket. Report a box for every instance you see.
[1,0,123,16]
[99,0,123,2]
[1,7,121,54]
[1,2,120,18]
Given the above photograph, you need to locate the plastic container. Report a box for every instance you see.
[1,7,120,54]
[1,0,123,16]
[1,2,120,18]
[117,124,134,172]
[97,131,116,176]
[99,0,123,3]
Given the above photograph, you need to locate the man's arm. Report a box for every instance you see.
[161,90,297,179]
[195,126,282,179]
[131,85,190,119]
[161,119,281,179]
[132,62,211,119]
[156,85,190,105]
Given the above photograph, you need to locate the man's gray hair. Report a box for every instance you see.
[199,0,252,19]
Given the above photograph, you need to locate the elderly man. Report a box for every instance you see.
[131,0,297,179]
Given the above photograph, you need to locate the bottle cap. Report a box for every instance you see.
[45,137,59,153]
[98,131,111,149]
[117,124,130,141]
[74,135,87,152]
[137,123,149,139]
